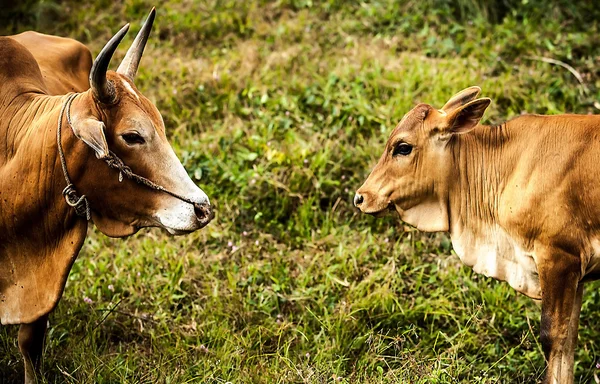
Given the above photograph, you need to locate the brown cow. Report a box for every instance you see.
[354,86,600,384]
[0,9,212,383]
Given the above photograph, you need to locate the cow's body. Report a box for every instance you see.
[0,10,213,383]
[0,37,88,324]
[10,31,91,94]
[355,88,598,383]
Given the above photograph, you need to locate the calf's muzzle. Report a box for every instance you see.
[353,193,364,207]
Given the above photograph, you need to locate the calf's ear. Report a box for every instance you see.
[441,86,481,112]
[71,118,110,159]
[442,97,491,135]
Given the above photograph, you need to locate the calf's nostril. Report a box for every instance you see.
[194,202,212,222]
[353,193,364,207]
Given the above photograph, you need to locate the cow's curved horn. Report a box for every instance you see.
[117,8,156,79]
[90,24,130,104]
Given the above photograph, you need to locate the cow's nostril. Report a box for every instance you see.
[353,193,364,207]
[194,202,213,224]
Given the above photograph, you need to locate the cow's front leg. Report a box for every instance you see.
[18,314,48,384]
[560,283,583,383]
[538,254,581,384]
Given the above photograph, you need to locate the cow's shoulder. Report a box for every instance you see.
[10,32,92,94]
[12,31,92,73]
[0,36,47,97]
[497,113,600,230]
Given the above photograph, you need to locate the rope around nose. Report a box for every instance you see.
[57,93,201,221]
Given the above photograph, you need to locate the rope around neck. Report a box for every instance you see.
[58,94,91,220]
[57,93,199,221]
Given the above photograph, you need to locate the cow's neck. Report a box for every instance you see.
[449,123,514,231]
[446,122,542,299]
[0,92,91,324]
[0,92,92,228]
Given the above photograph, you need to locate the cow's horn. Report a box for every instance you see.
[117,8,156,79]
[90,24,130,104]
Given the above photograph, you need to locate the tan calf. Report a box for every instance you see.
[355,86,600,384]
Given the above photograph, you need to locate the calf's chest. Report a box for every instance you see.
[451,225,542,299]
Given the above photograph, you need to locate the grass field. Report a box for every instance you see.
[2,0,600,383]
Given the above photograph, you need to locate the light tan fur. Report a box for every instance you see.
[355,87,599,384]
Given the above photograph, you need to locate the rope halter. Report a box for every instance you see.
[57,93,200,220]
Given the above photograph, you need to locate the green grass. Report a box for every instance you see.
[2,0,600,383]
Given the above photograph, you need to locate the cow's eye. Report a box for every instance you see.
[393,143,413,156]
[121,132,145,145]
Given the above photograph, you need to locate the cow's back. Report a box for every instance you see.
[10,31,92,95]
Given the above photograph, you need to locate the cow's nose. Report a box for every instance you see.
[194,202,213,225]
[353,193,364,207]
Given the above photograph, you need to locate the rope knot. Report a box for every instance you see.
[62,184,91,220]
[104,153,133,179]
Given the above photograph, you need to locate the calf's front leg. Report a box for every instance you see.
[18,314,48,384]
[560,284,583,383]
[538,253,581,384]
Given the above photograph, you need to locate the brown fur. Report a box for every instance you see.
[10,31,92,94]
[0,21,211,383]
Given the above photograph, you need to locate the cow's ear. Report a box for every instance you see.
[71,118,110,159]
[442,97,491,135]
[441,86,481,112]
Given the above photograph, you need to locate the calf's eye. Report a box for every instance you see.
[121,132,146,145]
[393,143,413,156]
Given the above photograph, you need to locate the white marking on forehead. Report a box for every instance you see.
[121,79,139,101]
[438,109,447,116]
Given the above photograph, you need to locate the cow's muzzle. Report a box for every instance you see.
[194,202,213,228]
